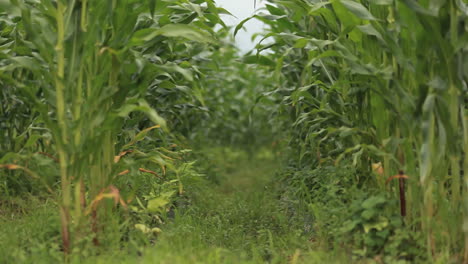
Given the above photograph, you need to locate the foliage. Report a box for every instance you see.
[1,0,467,262]
[341,194,425,262]
[278,163,427,262]
[248,0,468,261]
[191,41,278,148]
[0,0,226,257]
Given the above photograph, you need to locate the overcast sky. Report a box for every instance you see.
[214,0,266,53]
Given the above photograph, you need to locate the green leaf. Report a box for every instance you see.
[148,0,156,17]
[341,220,360,232]
[294,38,308,49]
[147,197,169,213]
[131,24,215,46]
[362,195,386,209]
[357,24,384,42]
[117,100,167,131]
[135,224,151,234]
[135,224,161,234]
[234,16,255,37]
[123,125,161,149]
[361,209,376,220]
[155,62,193,81]
[24,134,42,148]
[158,24,215,43]
[339,0,377,20]
[243,55,275,66]
[363,216,388,233]
[404,0,439,16]
[373,0,393,4]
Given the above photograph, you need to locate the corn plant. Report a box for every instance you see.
[193,34,278,148]
[248,0,468,261]
[0,0,223,255]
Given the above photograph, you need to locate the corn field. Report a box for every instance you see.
[0,0,467,263]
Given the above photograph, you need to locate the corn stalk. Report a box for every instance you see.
[253,0,468,260]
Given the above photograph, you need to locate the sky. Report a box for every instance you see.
[214,0,267,53]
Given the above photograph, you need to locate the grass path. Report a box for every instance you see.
[140,153,299,263]
[130,149,345,264]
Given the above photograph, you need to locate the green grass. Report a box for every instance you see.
[142,152,297,263]
[97,148,350,263]
[0,148,351,263]
[0,196,62,263]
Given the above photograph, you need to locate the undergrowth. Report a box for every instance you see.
[278,161,428,263]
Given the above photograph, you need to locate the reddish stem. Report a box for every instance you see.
[398,170,406,217]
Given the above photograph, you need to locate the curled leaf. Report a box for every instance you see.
[114,150,134,163]
[118,169,130,176]
[86,185,127,215]
[139,168,161,177]
[386,174,409,185]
